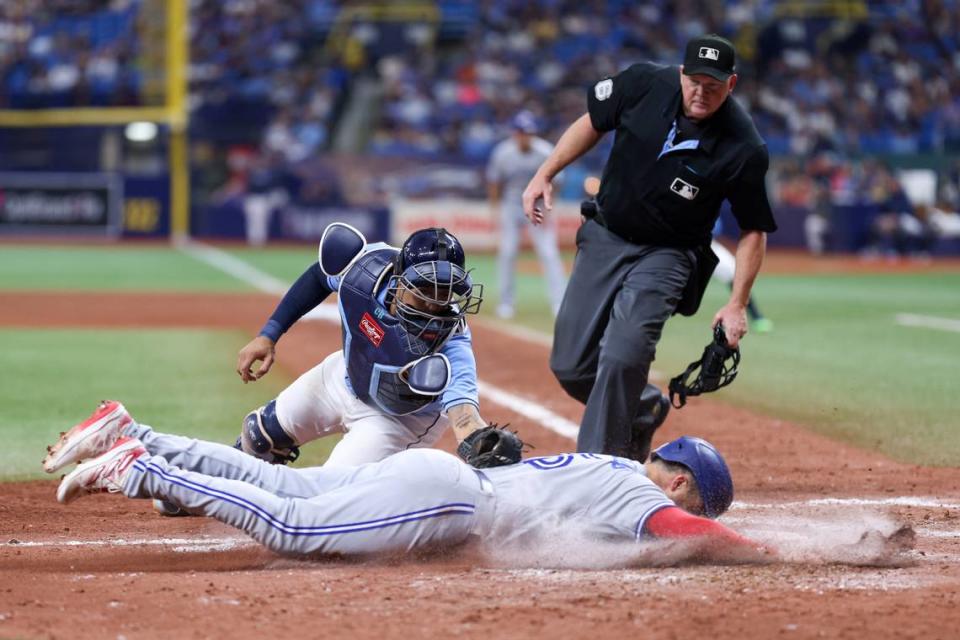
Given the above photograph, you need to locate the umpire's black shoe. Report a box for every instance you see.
[629,394,671,462]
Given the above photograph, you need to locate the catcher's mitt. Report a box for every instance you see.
[457,424,524,468]
[668,323,740,408]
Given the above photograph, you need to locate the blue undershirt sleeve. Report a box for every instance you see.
[440,324,480,411]
[258,263,338,342]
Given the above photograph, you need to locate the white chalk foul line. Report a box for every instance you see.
[478,381,579,440]
[895,313,960,333]
[178,241,338,321]
[470,316,553,349]
[178,239,289,295]
[734,497,960,511]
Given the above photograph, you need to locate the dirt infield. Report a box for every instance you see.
[2,291,960,639]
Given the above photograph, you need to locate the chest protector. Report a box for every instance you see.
[338,248,443,416]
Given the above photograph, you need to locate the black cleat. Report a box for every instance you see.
[629,394,671,462]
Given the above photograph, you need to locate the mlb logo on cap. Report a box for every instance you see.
[698,47,720,61]
[683,34,736,81]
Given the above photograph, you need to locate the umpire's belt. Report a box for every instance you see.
[581,199,639,244]
[580,198,610,229]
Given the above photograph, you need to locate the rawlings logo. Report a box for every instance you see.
[359,312,385,347]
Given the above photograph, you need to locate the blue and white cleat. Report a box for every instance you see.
[43,400,133,474]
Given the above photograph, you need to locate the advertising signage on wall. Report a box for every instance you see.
[0,173,122,235]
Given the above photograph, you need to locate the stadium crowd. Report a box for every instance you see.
[2,0,960,252]
[5,1,960,157]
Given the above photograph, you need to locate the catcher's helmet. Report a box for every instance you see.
[388,228,483,355]
[652,436,733,519]
[396,227,467,271]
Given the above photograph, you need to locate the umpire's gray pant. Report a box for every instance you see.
[550,220,692,457]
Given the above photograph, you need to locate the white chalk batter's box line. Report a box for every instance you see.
[5,536,255,552]
[6,522,960,552]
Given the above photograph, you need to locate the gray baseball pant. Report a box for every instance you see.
[120,423,493,557]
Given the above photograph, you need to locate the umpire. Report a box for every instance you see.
[522,34,777,461]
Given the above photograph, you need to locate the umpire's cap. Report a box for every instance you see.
[652,436,734,518]
[682,34,736,81]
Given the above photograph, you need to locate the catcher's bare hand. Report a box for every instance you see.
[237,335,276,383]
[712,303,748,348]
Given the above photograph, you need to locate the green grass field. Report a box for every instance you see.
[0,326,337,480]
[1,242,957,481]
[657,274,960,465]
[0,245,253,291]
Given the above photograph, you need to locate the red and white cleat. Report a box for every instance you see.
[43,400,133,474]
[56,436,147,504]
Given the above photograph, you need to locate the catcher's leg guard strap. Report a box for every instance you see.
[241,400,299,463]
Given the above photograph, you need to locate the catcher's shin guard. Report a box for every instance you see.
[238,400,300,465]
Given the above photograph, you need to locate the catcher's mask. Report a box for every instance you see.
[388,228,483,354]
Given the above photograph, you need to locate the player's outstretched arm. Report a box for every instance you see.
[645,506,776,564]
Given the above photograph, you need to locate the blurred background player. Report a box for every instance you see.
[241,152,288,247]
[486,110,567,319]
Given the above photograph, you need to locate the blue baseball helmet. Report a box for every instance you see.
[652,436,734,518]
[397,227,467,272]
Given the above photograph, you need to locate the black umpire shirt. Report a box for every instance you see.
[588,62,777,248]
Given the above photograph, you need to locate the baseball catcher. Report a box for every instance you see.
[232,223,513,468]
